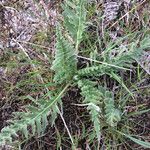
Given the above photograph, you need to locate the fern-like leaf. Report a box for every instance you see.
[77,79,102,138]
[51,25,77,83]
[104,91,121,127]
[78,79,121,131]
[62,0,87,50]
[0,85,68,145]
[77,65,111,77]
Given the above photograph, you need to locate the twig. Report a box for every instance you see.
[15,39,50,49]
[77,55,132,71]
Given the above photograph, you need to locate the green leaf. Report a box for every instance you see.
[0,85,69,145]
[119,132,150,148]
[22,125,28,139]
[51,25,77,83]
[36,118,41,136]
[62,0,87,50]
[78,80,102,139]
[110,72,134,98]
[42,114,48,132]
